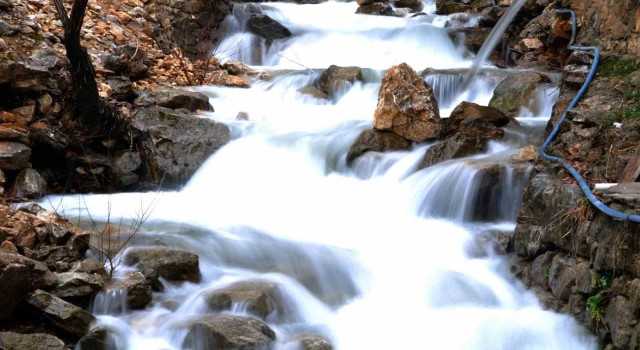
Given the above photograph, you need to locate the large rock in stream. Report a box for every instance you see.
[346,129,411,165]
[317,65,363,97]
[131,106,230,186]
[124,246,201,282]
[183,314,276,350]
[247,14,292,40]
[25,289,96,337]
[373,63,443,142]
[204,279,287,322]
[488,71,549,118]
[0,332,66,350]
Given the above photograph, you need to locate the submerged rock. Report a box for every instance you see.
[346,128,411,165]
[183,314,276,350]
[205,279,287,322]
[105,271,152,309]
[124,246,201,282]
[247,14,292,40]
[374,63,442,142]
[317,65,362,97]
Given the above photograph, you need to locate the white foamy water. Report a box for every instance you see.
[44,1,596,349]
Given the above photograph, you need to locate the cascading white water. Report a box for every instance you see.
[47,1,598,349]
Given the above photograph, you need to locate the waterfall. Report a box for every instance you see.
[47,1,597,349]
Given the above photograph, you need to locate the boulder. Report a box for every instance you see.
[124,246,201,282]
[0,49,68,91]
[247,14,292,40]
[356,2,396,16]
[52,272,105,298]
[417,128,501,170]
[346,129,411,165]
[112,151,141,187]
[317,65,362,97]
[0,332,65,350]
[77,327,115,350]
[446,101,515,134]
[25,289,95,337]
[14,168,47,199]
[134,86,212,112]
[373,63,442,142]
[393,0,422,11]
[131,106,230,186]
[0,141,31,170]
[0,249,57,319]
[488,71,549,118]
[605,296,636,349]
[297,336,333,350]
[183,314,276,350]
[204,279,286,321]
[106,271,152,309]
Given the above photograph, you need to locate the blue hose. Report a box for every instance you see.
[538,9,640,223]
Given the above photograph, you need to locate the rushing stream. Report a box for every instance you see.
[44,1,598,349]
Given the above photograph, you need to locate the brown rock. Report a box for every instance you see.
[0,141,31,170]
[124,246,201,282]
[205,279,286,321]
[374,63,442,142]
[0,332,65,350]
[346,128,411,165]
[0,240,16,252]
[183,314,276,350]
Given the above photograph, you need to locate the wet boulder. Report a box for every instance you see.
[77,327,115,350]
[445,101,515,134]
[418,121,503,170]
[0,332,65,350]
[131,106,230,187]
[393,0,422,12]
[0,141,31,171]
[317,65,363,97]
[25,289,95,337]
[205,279,286,322]
[296,336,333,350]
[14,168,47,199]
[374,63,442,142]
[105,271,152,309]
[247,14,292,41]
[52,272,105,298]
[346,128,411,165]
[134,86,212,112]
[0,249,57,319]
[488,71,549,118]
[183,314,276,350]
[124,246,201,282]
[356,2,396,16]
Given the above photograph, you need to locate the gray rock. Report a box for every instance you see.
[14,168,47,199]
[0,142,31,171]
[113,151,141,187]
[0,49,68,91]
[489,71,549,118]
[605,296,635,349]
[25,289,95,337]
[131,106,230,186]
[417,130,498,169]
[346,128,411,165]
[205,279,286,321]
[106,272,152,309]
[317,65,362,97]
[0,249,57,319]
[134,86,212,112]
[0,332,65,350]
[77,327,116,350]
[183,314,276,350]
[247,14,292,40]
[124,246,201,282]
[374,63,442,142]
[53,272,105,298]
[548,253,580,301]
[106,76,134,102]
[0,19,18,36]
[446,101,515,133]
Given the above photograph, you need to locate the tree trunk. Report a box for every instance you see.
[53,0,102,135]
